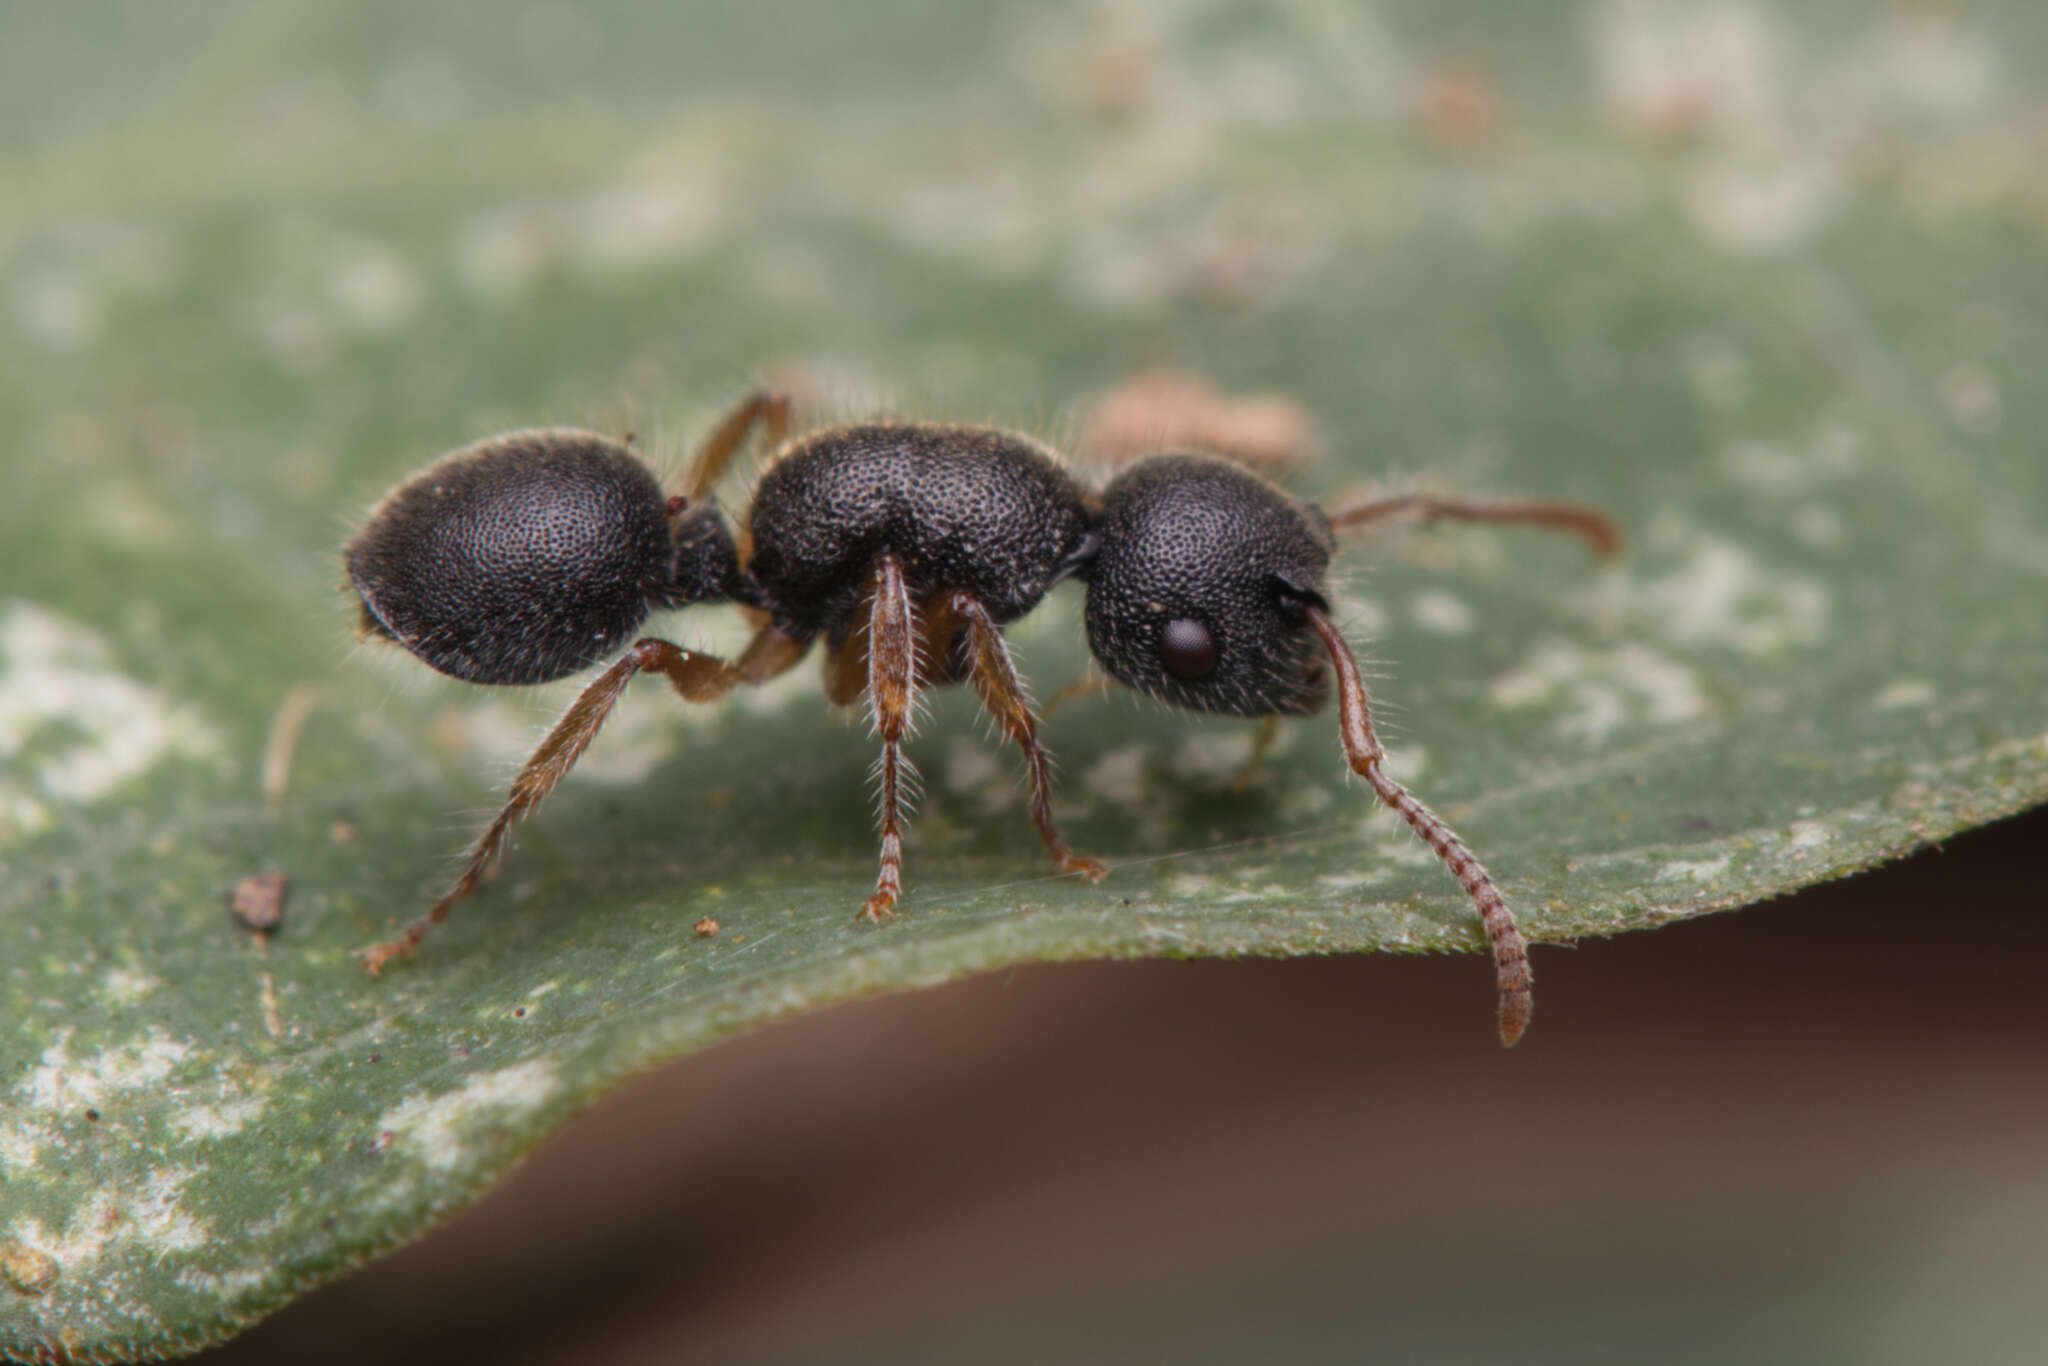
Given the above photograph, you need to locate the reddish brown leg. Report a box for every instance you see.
[860,556,918,923]
[822,615,871,708]
[946,591,1108,884]
[1230,715,1282,793]
[360,625,809,974]
[1328,492,1622,559]
[675,389,793,504]
[1040,668,1115,718]
[1305,608,1533,1046]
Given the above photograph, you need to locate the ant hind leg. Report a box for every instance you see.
[359,625,809,974]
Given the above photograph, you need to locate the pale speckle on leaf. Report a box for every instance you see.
[376,1061,561,1174]
[100,967,161,1009]
[169,1100,265,1144]
[0,603,224,820]
[1083,743,1151,809]
[7,1168,209,1277]
[1659,854,1734,882]
[1490,640,1708,744]
[18,1029,193,1114]
[1410,589,1474,636]
[1783,820,1830,853]
[1872,679,1938,711]
[1637,537,1829,655]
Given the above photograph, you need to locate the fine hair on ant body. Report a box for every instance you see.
[344,390,1618,1044]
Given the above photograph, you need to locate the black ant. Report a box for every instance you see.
[344,391,1618,1044]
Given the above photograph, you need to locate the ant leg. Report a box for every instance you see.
[860,556,919,923]
[1230,715,1282,793]
[1304,607,1533,1047]
[1327,492,1621,559]
[945,592,1108,884]
[676,389,793,503]
[360,625,810,975]
[822,611,871,708]
[1041,667,1115,718]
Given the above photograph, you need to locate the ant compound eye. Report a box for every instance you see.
[1084,454,1334,717]
[1159,618,1219,680]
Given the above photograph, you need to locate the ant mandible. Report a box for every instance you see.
[343,390,1618,1044]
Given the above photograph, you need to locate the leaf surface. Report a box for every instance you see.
[3,1,2044,1355]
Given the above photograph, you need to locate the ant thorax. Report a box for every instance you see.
[743,422,1094,643]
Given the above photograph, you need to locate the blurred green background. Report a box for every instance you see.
[3,0,2045,1360]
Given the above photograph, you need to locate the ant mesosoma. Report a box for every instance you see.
[344,390,1618,1044]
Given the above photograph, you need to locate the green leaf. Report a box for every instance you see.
[4,0,2045,1356]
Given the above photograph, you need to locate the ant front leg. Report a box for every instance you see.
[940,591,1108,885]
[1328,491,1621,559]
[359,624,809,974]
[860,555,919,923]
[1304,608,1534,1047]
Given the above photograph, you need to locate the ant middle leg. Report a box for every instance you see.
[359,623,810,974]
[1328,491,1621,559]
[940,591,1107,885]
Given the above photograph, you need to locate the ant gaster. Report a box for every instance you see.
[345,391,1618,1044]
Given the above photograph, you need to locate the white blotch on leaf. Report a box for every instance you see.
[176,1265,271,1301]
[1490,640,1708,744]
[100,967,162,1008]
[377,1061,561,1173]
[1595,1,1780,144]
[1170,731,1269,785]
[169,1099,265,1143]
[18,269,101,350]
[945,735,1020,816]
[1083,743,1150,809]
[6,1168,208,1275]
[19,1028,192,1113]
[1638,537,1829,654]
[1683,154,1841,255]
[1784,820,1830,853]
[327,239,423,333]
[1411,589,1474,636]
[0,1125,39,1173]
[1659,854,1733,882]
[1872,678,1937,711]
[1718,422,1862,494]
[0,602,224,835]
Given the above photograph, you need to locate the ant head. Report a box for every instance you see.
[1084,454,1334,717]
[346,429,678,686]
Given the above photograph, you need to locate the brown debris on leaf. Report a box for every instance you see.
[230,871,290,937]
[1077,369,1323,475]
[1415,58,1509,156]
[1,1242,59,1296]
